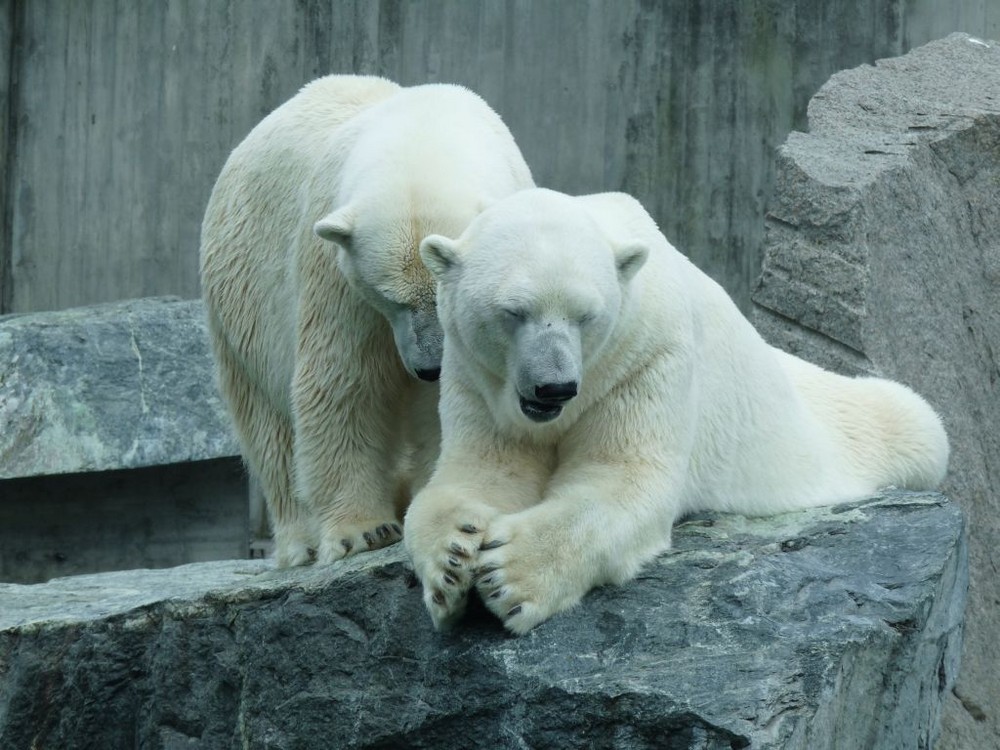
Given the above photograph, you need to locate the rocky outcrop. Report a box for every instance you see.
[0,297,246,583]
[0,296,238,479]
[752,33,1000,746]
[0,491,966,749]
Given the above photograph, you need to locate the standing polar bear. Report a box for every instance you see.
[200,75,533,568]
[404,188,949,634]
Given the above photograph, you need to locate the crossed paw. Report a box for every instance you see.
[412,510,576,635]
[411,518,488,630]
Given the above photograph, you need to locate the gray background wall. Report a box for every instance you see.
[1,0,997,315]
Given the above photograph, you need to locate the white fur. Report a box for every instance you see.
[404,188,949,634]
[200,75,533,567]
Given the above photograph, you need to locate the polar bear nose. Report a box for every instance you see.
[416,367,441,382]
[534,381,578,403]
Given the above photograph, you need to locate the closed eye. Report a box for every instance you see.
[577,312,596,325]
[502,307,528,322]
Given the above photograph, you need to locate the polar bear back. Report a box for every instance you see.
[586,194,950,514]
[339,84,533,201]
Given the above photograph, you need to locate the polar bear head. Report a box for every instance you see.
[419,188,649,425]
[315,186,488,383]
[315,199,460,382]
[310,83,534,383]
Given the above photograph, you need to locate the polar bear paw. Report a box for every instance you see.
[474,513,585,635]
[406,509,508,630]
[274,538,314,569]
[316,520,403,565]
[413,520,491,631]
[272,522,319,568]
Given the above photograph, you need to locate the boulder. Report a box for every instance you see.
[0,297,246,583]
[0,296,239,479]
[751,33,1000,746]
[0,491,966,749]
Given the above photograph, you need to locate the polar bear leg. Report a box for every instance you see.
[292,369,405,564]
[392,382,442,508]
[208,324,314,568]
[291,335,410,564]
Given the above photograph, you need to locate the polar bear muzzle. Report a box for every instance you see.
[388,305,443,382]
[519,380,578,423]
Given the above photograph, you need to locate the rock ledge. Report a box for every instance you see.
[0,491,966,750]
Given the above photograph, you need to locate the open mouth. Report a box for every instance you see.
[519,398,563,423]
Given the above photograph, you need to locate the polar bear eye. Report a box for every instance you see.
[578,313,596,325]
[501,307,527,322]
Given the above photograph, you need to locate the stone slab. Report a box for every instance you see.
[0,491,966,749]
[751,33,1000,747]
[0,296,239,480]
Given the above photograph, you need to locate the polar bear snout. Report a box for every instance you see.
[415,367,441,382]
[534,381,578,403]
[512,322,583,423]
[518,381,579,423]
[388,305,444,381]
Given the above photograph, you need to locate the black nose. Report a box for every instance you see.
[534,381,578,404]
[415,367,441,382]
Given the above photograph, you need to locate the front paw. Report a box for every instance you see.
[405,506,496,630]
[474,514,586,635]
[420,522,487,630]
[272,521,317,568]
[316,520,403,565]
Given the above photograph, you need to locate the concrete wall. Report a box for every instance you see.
[1,1,997,315]
[0,458,248,584]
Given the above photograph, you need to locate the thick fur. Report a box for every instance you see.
[200,75,533,567]
[404,188,949,634]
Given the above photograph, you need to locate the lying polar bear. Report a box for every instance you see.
[403,188,949,635]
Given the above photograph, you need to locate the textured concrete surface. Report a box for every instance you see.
[0,296,238,479]
[752,32,1000,748]
[0,492,966,749]
[2,2,998,314]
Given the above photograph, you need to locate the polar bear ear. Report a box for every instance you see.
[314,207,354,250]
[614,241,649,283]
[419,235,462,280]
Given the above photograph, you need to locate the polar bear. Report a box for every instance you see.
[403,187,949,634]
[200,75,533,568]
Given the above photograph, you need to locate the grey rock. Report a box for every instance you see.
[752,33,1000,747]
[0,296,239,479]
[0,491,966,749]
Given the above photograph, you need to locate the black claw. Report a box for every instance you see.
[489,587,505,600]
[432,590,445,606]
[376,525,389,540]
[340,538,354,553]
[391,523,403,536]
[480,539,506,551]
[478,574,496,587]
[507,605,522,619]
[459,524,479,534]
[449,542,469,558]
[363,531,375,547]
[473,565,499,583]
[443,573,457,586]
[447,556,461,568]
